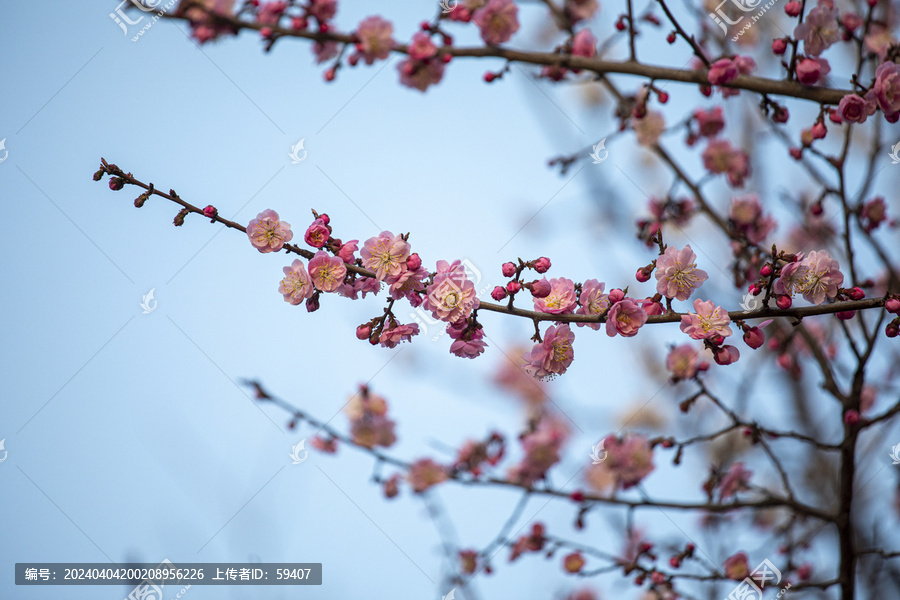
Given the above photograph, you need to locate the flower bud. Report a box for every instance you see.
[885,298,900,314]
[173,208,189,226]
[506,281,521,294]
[530,278,551,299]
[772,38,787,54]
[886,321,900,338]
[636,266,652,282]
[785,0,801,16]
[108,177,125,191]
[743,327,765,349]
[533,257,551,273]
[306,295,320,312]
[406,253,422,270]
[811,122,827,140]
[563,552,585,574]
[836,310,856,320]
[776,295,792,309]
[748,283,761,296]
[608,288,625,304]
[714,345,740,365]
[93,169,106,181]
[203,205,218,219]
[501,262,516,278]
[760,264,774,277]
[843,409,860,425]
[491,286,507,301]
[356,324,372,340]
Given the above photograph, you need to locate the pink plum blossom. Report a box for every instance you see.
[702,139,750,187]
[533,277,578,314]
[304,218,330,248]
[523,324,575,380]
[774,258,806,296]
[179,0,235,42]
[336,277,381,300]
[408,458,448,493]
[633,110,665,147]
[655,245,709,301]
[423,260,479,322]
[680,299,733,340]
[724,552,750,580]
[605,299,648,338]
[695,107,725,137]
[729,195,776,244]
[508,417,567,485]
[248,209,293,253]
[337,239,358,263]
[872,61,900,114]
[307,0,336,22]
[308,251,347,292]
[355,16,394,65]
[361,231,410,281]
[407,32,437,61]
[796,57,830,85]
[345,388,396,449]
[707,58,738,85]
[313,40,339,64]
[448,321,488,358]
[719,462,752,499]
[571,29,596,58]
[798,250,844,304]
[603,434,655,489]
[793,4,840,56]
[279,259,314,305]
[473,0,520,45]
[379,322,420,348]
[837,93,876,123]
[666,344,700,380]
[398,57,446,92]
[388,266,428,305]
[576,279,609,330]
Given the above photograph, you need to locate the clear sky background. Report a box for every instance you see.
[2,1,899,599]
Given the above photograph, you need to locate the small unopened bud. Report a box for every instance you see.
[776,295,792,310]
[530,279,551,299]
[811,122,827,140]
[847,287,864,300]
[406,253,422,270]
[533,257,551,273]
[306,295,320,312]
[886,321,900,338]
[173,208,189,226]
[93,169,106,181]
[506,281,522,294]
[134,192,150,208]
[843,409,860,425]
[203,205,218,219]
[356,324,371,340]
[491,286,507,301]
[636,266,652,282]
[760,264,774,277]
[501,262,516,278]
[772,38,787,55]
[714,345,740,365]
[785,0,801,16]
[743,327,765,349]
[608,288,625,304]
[748,283,762,296]
[108,177,125,191]
[836,310,856,320]
[885,298,900,314]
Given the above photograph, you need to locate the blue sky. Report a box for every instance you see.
[2,1,899,599]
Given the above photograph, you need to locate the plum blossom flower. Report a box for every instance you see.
[796,57,830,85]
[508,417,568,485]
[307,0,336,22]
[533,277,578,314]
[257,1,286,25]
[719,462,752,499]
[448,321,488,358]
[707,58,738,85]
[304,218,330,248]
[655,245,708,301]
[388,266,428,305]
[724,552,750,580]
[523,324,575,380]
[774,258,805,296]
[308,251,347,292]
[473,0,520,45]
[337,239,358,263]
[793,3,840,56]
[666,344,700,381]
[423,260,479,322]
[576,279,609,330]
[398,57,446,92]
[633,110,665,147]
[355,16,394,65]
[407,32,437,60]
[313,40,339,64]
[345,387,396,449]
[361,231,410,281]
[379,322,420,348]
[407,458,448,493]
[248,209,293,252]
[603,434,655,489]
[729,195,776,244]
[837,93,876,123]
[571,29,596,58]
[279,259,314,304]
[872,61,900,115]
[337,276,381,300]
[178,0,236,43]
[680,299,732,340]
[702,139,750,187]
[798,250,844,304]
[605,299,648,338]
[694,106,725,137]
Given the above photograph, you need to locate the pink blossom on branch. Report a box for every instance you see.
[407,458,448,493]
[872,61,900,115]
[605,299,648,338]
[423,260,479,323]
[680,299,733,340]
[655,245,709,301]
[533,277,578,314]
[308,251,347,292]
[576,279,609,330]
[473,0,520,45]
[361,231,410,281]
[702,139,750,187]
[603,434,655,489]
[447,320,488,358]
[379,322,420,348]
[666,344,701,381]
[793,3,840,56]
[355,16,394,65]
[248,209,293,252]
[523,323,575,380]
[278,259,314,304]
[798,250,844,304]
